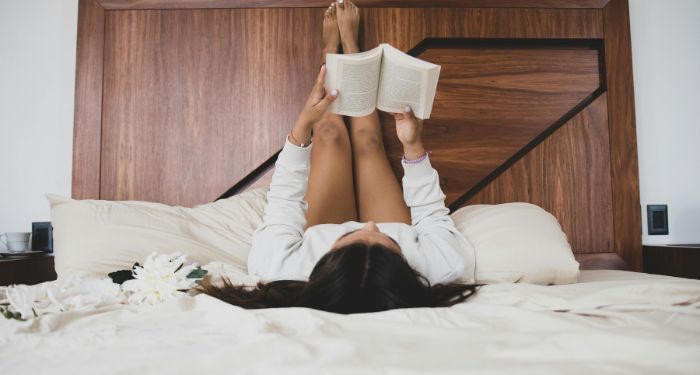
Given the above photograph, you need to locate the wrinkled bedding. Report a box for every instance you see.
[1,270,699,374]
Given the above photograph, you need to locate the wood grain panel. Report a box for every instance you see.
[362,8,603,50]
[603,0,642,271]
[98,0,611,10]
[467,94,614,255]
[100,8,323,206]
[379,44,601,205]
[72,0,105,199]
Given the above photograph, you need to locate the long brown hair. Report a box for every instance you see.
[198,242,484,314]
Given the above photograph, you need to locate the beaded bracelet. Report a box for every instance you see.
[402,151,430,164]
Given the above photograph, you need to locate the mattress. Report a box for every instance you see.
[1,270,699,374]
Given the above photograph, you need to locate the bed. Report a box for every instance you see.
[2,270,699,373]
[3,0,699,373]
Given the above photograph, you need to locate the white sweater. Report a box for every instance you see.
[248,138,476,286]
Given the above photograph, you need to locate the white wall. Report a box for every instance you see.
[0,0,697,250]
[0,0,78,250]
[629,0,700,245]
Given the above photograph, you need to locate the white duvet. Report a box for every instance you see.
[1,270,699,374]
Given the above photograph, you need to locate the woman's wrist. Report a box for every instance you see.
[290,120,313,146]
[402,142,426,160]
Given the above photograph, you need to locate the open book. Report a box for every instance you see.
[325,43,441,119]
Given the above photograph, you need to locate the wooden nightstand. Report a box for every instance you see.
[0,254,57,286]
[644,245,700,280]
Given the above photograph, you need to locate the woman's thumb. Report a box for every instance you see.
[316,89,339,110]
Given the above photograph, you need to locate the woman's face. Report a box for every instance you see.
[331,221,401,253]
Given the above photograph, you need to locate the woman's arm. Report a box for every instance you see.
[248,66,338,279]
[393,107,477,284]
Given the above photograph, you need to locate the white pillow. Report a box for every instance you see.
[451,203,580,285]
[49,189,578,285]
[47,188,268,279]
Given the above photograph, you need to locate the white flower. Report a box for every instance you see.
[43,274,126,312]
[4,274,127,320]
[2,252,203,320]
[121,252,199,306]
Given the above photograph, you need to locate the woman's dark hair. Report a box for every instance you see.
[197,242,484,314]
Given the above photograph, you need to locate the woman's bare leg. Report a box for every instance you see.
[304,4,358,229]
[337,1,410,224]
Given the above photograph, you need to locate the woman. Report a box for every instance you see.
[200,1,482,314]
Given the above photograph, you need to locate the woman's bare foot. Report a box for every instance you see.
[336,0,360,54]
[322,3,341,63]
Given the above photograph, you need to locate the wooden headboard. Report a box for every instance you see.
[72,0,642,271]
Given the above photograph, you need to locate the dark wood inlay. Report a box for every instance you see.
[218,151,279,200]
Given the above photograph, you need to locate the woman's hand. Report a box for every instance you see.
[393,106,426,160]
[291,65,339,145]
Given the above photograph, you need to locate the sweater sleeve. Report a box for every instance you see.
[247,137,312,279]
[401,155,476,285]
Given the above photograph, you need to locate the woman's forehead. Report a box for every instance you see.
[336,229,400,250]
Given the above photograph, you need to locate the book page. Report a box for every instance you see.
[325,46,383,117]
[376,44,441,119]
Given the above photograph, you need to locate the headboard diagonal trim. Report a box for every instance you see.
[217,150,280,200]
[448,86,606,211]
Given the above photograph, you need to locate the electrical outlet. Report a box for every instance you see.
[647,204,669,235]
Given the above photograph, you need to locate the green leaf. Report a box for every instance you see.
[108,269,135,285]
[0,305,24,321]
[186,266,208,279]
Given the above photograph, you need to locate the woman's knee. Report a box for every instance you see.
[351,129,385,155]
[313,122,350,148]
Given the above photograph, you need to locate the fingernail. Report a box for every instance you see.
[331,89,338,96]
[321,64,326,71]
[404,105,411,113]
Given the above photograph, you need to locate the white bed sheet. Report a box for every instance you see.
[1,270,699,374]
